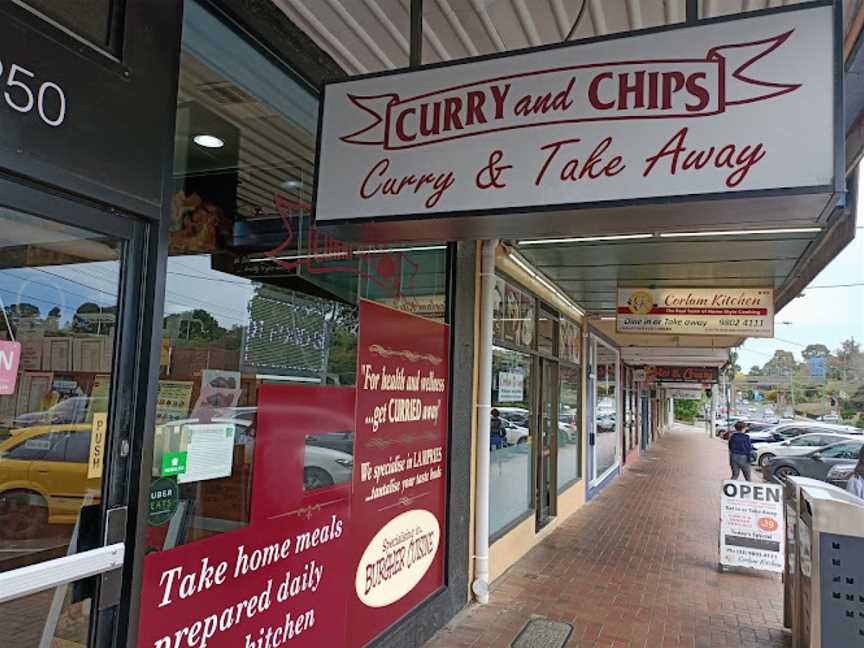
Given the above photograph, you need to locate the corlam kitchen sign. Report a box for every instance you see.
[314,4,836,230]
[617,287,774,337]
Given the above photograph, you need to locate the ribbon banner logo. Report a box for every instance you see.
[341,32,800,151]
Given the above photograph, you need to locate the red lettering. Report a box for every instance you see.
[394,108,416,142]
[661,71,686,109]
[588,72,615,110]
[490,83,510,119]
[647,71,660,109]
[465,91,487,126]
[360,158,390,198]
[419,102,441,137]
[727,145,766,187]
[685,72,710,112]
[536,138,581,186]
[643,127,688,177]
[442,96,463,132]
[617,71,645,110]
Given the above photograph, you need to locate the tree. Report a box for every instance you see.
[835,337,863,381]
[762,350,798,377]
[749,365,763,376]
[802,344,830,360]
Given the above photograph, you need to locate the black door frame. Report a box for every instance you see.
[0,173,152,647]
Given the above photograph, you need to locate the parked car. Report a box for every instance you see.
[763,439,864,483]
[825,463,859,489]
[747,422,857,447]
[754,432,857,468]
[818,413,841,423]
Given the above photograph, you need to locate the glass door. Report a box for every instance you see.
[0,199,140,648]
[591,338,620,485]
[536,358,558,529]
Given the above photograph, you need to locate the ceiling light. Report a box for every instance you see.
[659,227,821,238]
[354,245,447,255]
[193,134,225,149]
[599,316,616,321]
[519,233,653,245]
[506,250,584,317]
[281,179,302,189]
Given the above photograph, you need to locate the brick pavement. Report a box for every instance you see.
[426,423,788,648]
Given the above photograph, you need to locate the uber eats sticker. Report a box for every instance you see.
[148,477,179,526]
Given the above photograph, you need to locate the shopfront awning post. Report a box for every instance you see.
[472,239,497,604]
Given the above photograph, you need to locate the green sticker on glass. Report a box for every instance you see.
[161,451,188,477]
[148,477,178,526]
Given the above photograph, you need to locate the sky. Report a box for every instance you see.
[736,201,864,372]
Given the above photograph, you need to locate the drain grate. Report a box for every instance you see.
[511,618,573,648]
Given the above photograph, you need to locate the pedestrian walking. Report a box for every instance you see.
[846,446,864,500]
[728,420,753,481]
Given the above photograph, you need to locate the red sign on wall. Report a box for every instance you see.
[137,386,355,648]
[347,300,450,647]
[137,304,450,648]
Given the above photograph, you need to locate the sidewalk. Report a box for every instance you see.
[426,423,787,648]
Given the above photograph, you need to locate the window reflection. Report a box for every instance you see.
[593,340,619,480]
[0,208,121,643]
[490,347,533,536]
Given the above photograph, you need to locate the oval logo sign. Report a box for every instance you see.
[355,508,440,608]
[757,516,778,532]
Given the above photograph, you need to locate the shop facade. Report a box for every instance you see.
[0,2,474,648]
[1,1,861,647]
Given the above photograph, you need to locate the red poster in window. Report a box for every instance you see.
[137,385,354,648]
[347,300,449,647]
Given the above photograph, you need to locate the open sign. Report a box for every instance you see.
[0,340,21,395]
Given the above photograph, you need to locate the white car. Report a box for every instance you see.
[819,413,841,423]
[501,419,529,445]
[755,432,858,468]
[303,445,353,490]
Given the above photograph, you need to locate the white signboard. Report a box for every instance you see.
[617,287,774,337]
[498,371,524,402]
[178,423,235,484]
[665,388,702,400]
[316,5,834,222]
[720,480,785,572]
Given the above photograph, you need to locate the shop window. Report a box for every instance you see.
[593,339,620,481]
[490,347,533,536]
[145,2,448,553]
[537,306,556,356]
[558,365,581,489]
[493,276,535,350]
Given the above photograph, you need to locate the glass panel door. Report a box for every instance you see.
[0,206,129,647]
[536,358,558,529]
[592,339,620,484]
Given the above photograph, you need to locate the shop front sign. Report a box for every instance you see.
[664,388,702,400]
[720,480,784,572]
[349,300,449,647]
[617,287,774,337]
[645,366,719,384]
[315,4,836,230]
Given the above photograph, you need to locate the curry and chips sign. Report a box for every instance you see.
[315,4,835,224]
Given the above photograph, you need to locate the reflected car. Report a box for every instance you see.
[763,439,864,483]
[0,424,99,539]
[13,396,108,427]
[303,445,353,491]
[501,419,529,445]
[496,407,530,429]
[305,430,353,455]
[754,432,857,468]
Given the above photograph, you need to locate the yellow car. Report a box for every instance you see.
[0,424,101,539]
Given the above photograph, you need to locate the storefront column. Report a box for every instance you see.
[472,239,497,604]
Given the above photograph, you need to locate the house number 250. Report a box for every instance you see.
[1,60,66,127]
